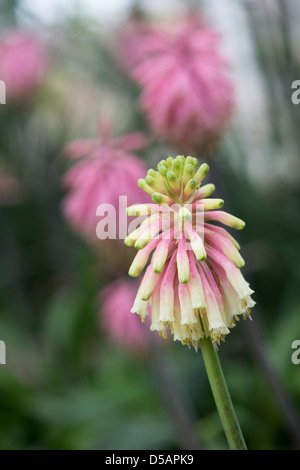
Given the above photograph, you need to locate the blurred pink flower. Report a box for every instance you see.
[62,124,148,241]
[0,29,47,101]
[120,16,234,153]
[99,278,149,352]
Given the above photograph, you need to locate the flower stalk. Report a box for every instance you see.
[200,336,247,450]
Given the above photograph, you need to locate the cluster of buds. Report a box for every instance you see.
[125,156,255,349]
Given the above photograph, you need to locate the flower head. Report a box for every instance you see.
[120,16,233,154]
[62,123,148,241]
[0,29,47,101]
[126,156,255,350]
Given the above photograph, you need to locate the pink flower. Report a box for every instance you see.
[99,278,149,352]
[126,156,255,350]
[120,17,234,153]
[62,124,148,241]
[0,29,47,101]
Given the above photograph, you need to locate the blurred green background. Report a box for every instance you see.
[0,0,300,450]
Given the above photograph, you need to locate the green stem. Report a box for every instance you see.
[200,337,247,450]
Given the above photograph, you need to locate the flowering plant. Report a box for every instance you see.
[125,156,255,449]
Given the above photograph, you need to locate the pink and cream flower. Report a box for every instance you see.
[126,156,255,349]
